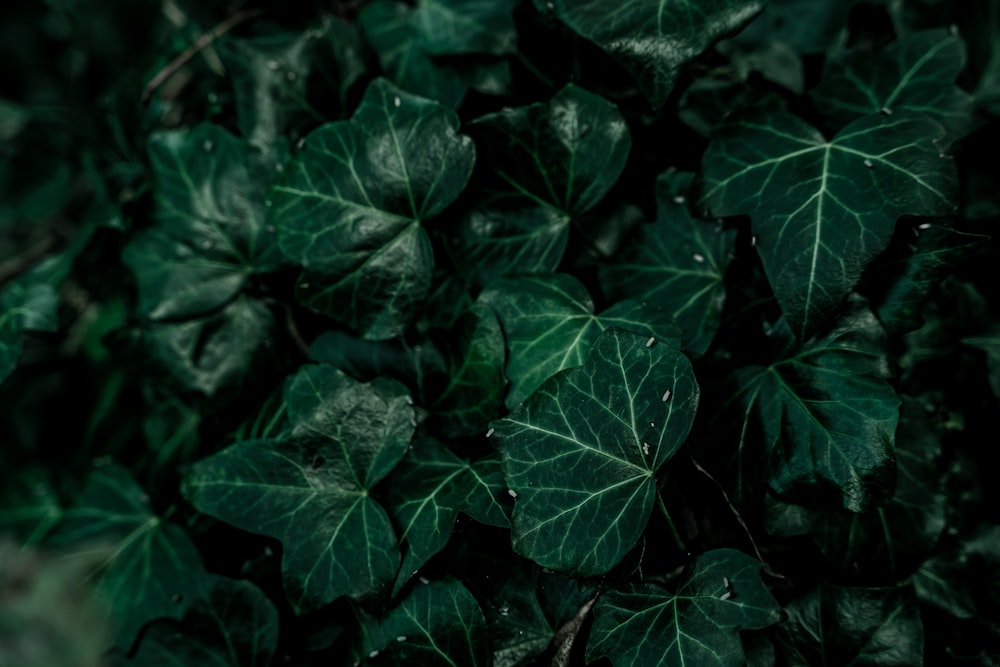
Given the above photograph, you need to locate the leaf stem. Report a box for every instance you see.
[655,487,686,552]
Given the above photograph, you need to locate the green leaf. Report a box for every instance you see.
[0,468,61,545]
[962,326,1000,399]
[544,0,765,109]
[587,549,782,667]
[914,551,977,619]
[491,328,699,575]
[363,578,490,666]
[0,278,58,385]
[449,84,630,285]
[125,575,279,667]
[479,273,679,409]
[413,0,517,56]
[699,109,958,340]
[142,296,275,397]
[732,0,852,54]
[600,171,737,357]
[428,304,507,437]
[773,582,924,666]
[736,299,900,512]
[183,364,415,612]
[123,124,284,321]
[386,438,510,593]
[271,78,475,339]
[47,464,209,650]
[811,30,976,142]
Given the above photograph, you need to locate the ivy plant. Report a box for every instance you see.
[2,0,1000,665]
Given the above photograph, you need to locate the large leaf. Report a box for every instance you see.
[449,84,630,285]
[699,109,958,340]
[479,273,679,409]
[47,464,210,650]
[386,438,510,594]
[736,299,900,512]
[491,328,699,575]
[361,578,490,665]
[124,575,279,667]
[772,582,924,666]
[183,364,416,612]
[123,124,284,321]
[413,0,517,56]
[600,171,737,357]
[543,0,765,109]
[271,78,475,339]
[811,30,976,142]
[587,549,782,667]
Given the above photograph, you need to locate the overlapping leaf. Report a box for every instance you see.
[811,29,976,141]
[47,464,210,650]
[543,0,765,109]
[123,124,284,321]
[413,0,517,57]
[479,273,679,409]
[0,277,57,385]
[587,549,782,667]
[0,467,61,545]
[449,84,630,285]
[963,326,1000,399]
[735,300,899,512]
[699,108,958,340]
[183,364,416,612]
[491,328,699,575]
[600,172,737,357]
[271,78,475,339]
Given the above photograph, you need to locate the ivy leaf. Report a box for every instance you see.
[271,78,475,339]
[47,464,210,650]
[962,326,1000,400]
[811,30,976,142]
[491,328,699,576]
[600,171,737,357]
[386,438,510,594]
[0,277,57,385]
[123,124,284,321]
[914,550,977,619]
[362,578,490,665]
[773,582,924,667]
[737,299,900,512]
[699,109,958,340]
[449,84,630,285]
[413,0,517,56]
[544,0,765,109]
[183,364,416,612]
[732,0,852,54]
[479,273,680,409]
[124,575,279,667]
[587,549,782,667]
[0,468,61,545]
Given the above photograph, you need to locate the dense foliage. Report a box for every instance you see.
[2,0,1000,665]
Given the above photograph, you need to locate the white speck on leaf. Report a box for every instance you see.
[396,636,407,642]
[368,650,379,659]
[419,576,430,584]
[692,253,705,263]
[499,605,510,615]
[880,106,893,115]
[672,195,686,204]
[650,421,655,428]
[720,591,733,601]
[662,389,671,402]
[203,140,213,152]
[486,427,495,438]
[507,489,518,498]
[864,159,873,168]
[642,442,650,456]
[645,336,656,348]
[918,222,932,230]
[300,283,311,289]
[394,95,401,107]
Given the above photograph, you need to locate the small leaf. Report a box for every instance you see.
[479,273,679,409]
[600,171,737,357]
[0,468,61,545]
[962,326,1000,400]
[699,109,959,340]
[587,549,782,667]
[449,84,630,285]
[271,78,475,339]
[491,328,699,575]
[0,278,58,385]
[48,465,209,650]
[183,364,415,612]
[412,0,517,56]
[811,30,976,142]
[123,124,284,320]
[544,0,765,109]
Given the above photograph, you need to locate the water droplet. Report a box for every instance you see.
[672,195,686,205]
[645,336,656,348]
[286,71,297,81]
[692,253,705,263]
[650,421,655,428]
[507,489,518,499]
[864,159,873,168]
[267,60,280,71]
[880,106,893,115]
[396,635,407,642]
[393,95,401,108]
[486,427,495,438]
[203,140,213,153]
[662,389,671,402]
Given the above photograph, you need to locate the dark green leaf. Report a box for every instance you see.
[699,109,958,340]
[0,277,57,384]
[123,124,284,320]
[733,0,852,54]
[386,438,510,593]
[914,550,977,619]
[773,582,924,667]
[449,84,630,285]
[962,326,1000,399]
[479,273,679,409]
[125,575,279,667]
[48,464,209,649]
[811,30,976,142]
[736,299,899,512]
[0,468,61,545]
[544,0,765,109]
[271,78,475,339]
[142,296,275,397]
[413,0,517,56]
[587,549,782,667]
[491,328,699,575]
[183,364,416,612]
[600,172,737,357]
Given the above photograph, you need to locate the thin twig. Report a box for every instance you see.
[142,8,264,103]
